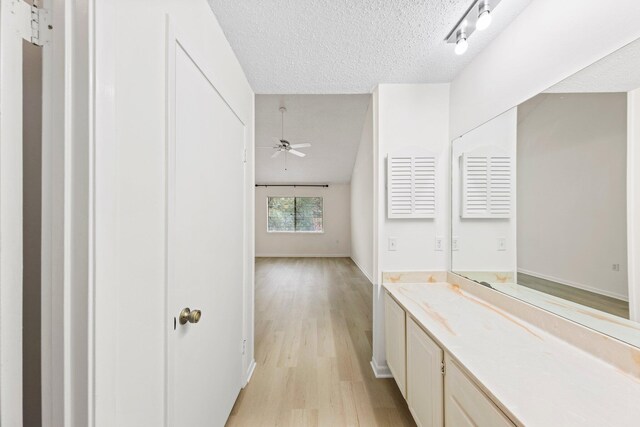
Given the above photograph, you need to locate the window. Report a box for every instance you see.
[268,197,323,232]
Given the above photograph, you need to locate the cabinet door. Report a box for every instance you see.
[444,354,514,427]
[384,292,406,397]
[407,318,444,427]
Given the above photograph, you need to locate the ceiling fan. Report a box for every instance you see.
[258,107,311,170]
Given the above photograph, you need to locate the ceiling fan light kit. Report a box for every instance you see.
[257,106,312,171]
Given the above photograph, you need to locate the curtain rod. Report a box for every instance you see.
[255,184,329,188]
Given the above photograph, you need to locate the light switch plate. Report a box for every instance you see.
[497,237,506,251]
[435,237,443,251]
[452,237,459,251]
[388,238,397,251]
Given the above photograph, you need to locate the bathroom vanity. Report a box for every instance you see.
[383,273,640,426]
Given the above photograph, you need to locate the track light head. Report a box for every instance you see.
[476,0,492,31]
[455,28,468,55]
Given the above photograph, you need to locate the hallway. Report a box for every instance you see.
[227,258,414,426]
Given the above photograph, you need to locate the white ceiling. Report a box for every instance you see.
[208,0,532,94]
[546,37,640,93]
[256,95,370,184]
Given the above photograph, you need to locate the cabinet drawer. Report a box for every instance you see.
[444,354,514,427]
[407,317,444,427]
[384,292,406,398]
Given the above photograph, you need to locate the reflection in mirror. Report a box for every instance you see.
[451,37,640,348]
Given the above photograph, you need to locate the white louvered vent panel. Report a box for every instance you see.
[461,153,512,219]
[389,157,413,216]
[387,154,437,219]
[489,156,511,216]
[413,156,436,216]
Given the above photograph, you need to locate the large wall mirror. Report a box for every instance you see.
[451,37,640,348]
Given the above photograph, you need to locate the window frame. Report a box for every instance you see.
[266,196,325,234]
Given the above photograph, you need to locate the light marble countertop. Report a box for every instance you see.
[384,281,640,427]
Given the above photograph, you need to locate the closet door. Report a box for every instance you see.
[407,318,443,427]
[444,354,514,427]
[384,292,406,397]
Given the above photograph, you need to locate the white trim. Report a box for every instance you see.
[243,359,257,387]
[92,0,117,425]
[518,269,629,302]
[350,256,373,284]
[0,0,26,422]
[370,357,392,378]
[628,89,640,321]
[255,254,351,258]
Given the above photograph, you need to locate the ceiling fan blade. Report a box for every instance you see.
[289,149,306,158]
[271,150,282,159]
[290,143,311,149]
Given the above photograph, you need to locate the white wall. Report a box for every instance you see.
[372,84,450,374]
[516,93,628,300]
[255,184,350,257]
[518,93,628,299]
[629,88,640,320]
[93,2,255,425]
[450,0,640,138]
[451,108,517,273]
[376,84,450,272]
[350,99,374,281]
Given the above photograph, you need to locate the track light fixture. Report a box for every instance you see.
[445,0,501,55]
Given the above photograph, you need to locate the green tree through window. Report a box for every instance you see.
[268,197,323,232]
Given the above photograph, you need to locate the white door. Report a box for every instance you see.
[384,292,406,398]
[1,1,33,424]
[167,28,245,426]
[407,318,444,427]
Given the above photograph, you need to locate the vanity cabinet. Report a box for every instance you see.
[384,292,406,397]
[385,290,515,427]
[407,317,444,427]
[444,354,514,426]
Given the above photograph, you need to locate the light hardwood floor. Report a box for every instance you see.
[226,257,415,427]
[518,272,629,319]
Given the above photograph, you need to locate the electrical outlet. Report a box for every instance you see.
[388,238,397,251]
[452,237,459,251]
[435,237,443,251]
[497,237,506,251]
[612,264,620,272]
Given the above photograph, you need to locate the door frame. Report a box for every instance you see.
[0,0,71,424]
[628,88,640,321]
[0,0,27,423]
[164,16,248,426]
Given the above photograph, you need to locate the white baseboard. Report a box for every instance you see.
[255,254,351,258]
[370,357,392,378]
[243,359,256,388]
[518,269,629,302]
[350,257,373,284]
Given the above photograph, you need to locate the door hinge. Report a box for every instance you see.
[242,339,247,355]
[14,1,51,47]
[441,361,446,376]
[243,148,247,163]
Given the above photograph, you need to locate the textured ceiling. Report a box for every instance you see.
[208,0,532,93]
[546,37,640,93]
[256,95,370,183]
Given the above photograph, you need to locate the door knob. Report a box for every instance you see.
[179,307,202,325]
